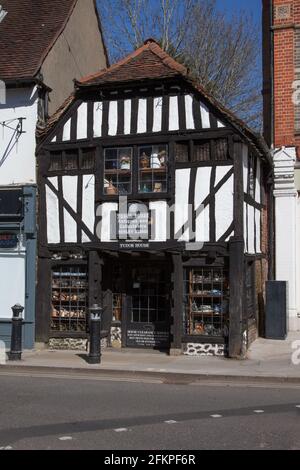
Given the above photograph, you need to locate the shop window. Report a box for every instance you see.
[65,149,78,170]
[81,148,95,170]
[184,267,229,337]
[138,144,168,193]
[193,141,210,162]
[51,266,88,333]
[215,139,229,161]
[175,142,189,163]
[104,147,132,195]
[49,152,63,171]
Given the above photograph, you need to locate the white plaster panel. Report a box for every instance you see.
[63,176,78,243]
[137,98,147,134]
[244,201,248,252]
[200,103,211,128]
[124,99,132,134]
[215,165,232,187]
[255,159,261,204]
[247,204,255,254]
[243,145,249,193]
[46,183,60,244]
[62,118,71,141]
[62,176,77,212]
[195,167,211,242]
[175,169,191,241]
[64,209,77,243]
[149,200,167,242]
[93,102,103,138]
[185,94,195,129]
[100,203,118,242]
[108,100,118,136]
[215,174,234,241]
[82,175,95,242]
[153,97,163,132]
[217,120,225,128]
[77,102,88,139]
[255,209,261,253]
[169,96,179,131]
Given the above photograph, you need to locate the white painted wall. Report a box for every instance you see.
[0,86,38,185]
[0,250,26,319]
[274,147,299,331]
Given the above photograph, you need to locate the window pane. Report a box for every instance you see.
[138,144,168,193]
[104,147,132,195]
[175,142,189,162]
[215,139,228,161]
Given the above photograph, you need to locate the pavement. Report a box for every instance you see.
[1,332,300,384]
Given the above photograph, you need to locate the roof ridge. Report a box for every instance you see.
[78,38,187,85]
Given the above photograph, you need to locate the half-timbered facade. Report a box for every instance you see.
[36,39,272,357]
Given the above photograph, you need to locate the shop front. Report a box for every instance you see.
[36,39,271,357]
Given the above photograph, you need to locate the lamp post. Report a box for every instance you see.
[89,303,102,364]
[9,304,24,361]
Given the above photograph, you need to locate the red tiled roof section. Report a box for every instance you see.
[78,39,188,86]
[0,0,77,80]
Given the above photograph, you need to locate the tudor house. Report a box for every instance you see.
[36,39,272,357]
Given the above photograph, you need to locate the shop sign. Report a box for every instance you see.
[0,233,18,249]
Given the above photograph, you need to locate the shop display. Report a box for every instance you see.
[51,266,88,333]
[185,268,229,337]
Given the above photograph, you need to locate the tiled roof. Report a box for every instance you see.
[0,0,77,80]
[77,39,188,86]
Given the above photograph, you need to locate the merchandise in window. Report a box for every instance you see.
[51,266,88,333]
[104,147,132,195]
[184,267,229,337]
[138,144,168,193]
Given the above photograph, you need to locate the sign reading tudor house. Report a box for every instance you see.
[36,39,271,358]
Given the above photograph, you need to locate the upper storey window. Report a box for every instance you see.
[104,147,132,195]
[138,145,168,193]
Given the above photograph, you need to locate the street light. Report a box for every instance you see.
[9,303,24,361]
[88,303,102,364]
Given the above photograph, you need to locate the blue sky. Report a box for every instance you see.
[216,0,261,21]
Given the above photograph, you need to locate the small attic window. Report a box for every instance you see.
[0,5,8,23]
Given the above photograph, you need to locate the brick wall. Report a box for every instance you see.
[271,0,300,155]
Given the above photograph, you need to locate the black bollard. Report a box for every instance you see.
[89,304,102,364]
[9,304,24,361]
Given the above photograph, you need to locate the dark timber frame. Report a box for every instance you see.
[36,74,271,358]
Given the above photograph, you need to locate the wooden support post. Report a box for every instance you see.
[228,236,245,358]
[170,253,183,356]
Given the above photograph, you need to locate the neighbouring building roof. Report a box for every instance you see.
[38,39,271,162]
[0,0,77,81]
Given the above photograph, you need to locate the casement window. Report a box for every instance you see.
[48,148,95,172]
[138,144,168,193]
[104,144,168,195]
[104,147,133,195]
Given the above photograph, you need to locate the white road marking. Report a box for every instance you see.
[253,410,265,414]
[210,414,223,418]
[0,446,13,450]
[296,405,300,408]
[59,436,73,441]
[165,420,177,424]
[114,428,128,432]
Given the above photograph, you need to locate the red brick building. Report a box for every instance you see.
[263,0,300,331]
